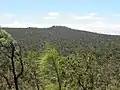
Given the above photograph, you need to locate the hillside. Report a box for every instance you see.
[1,26,120,54]
[1,26,120,90]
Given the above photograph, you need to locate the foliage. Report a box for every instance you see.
[0,28,120,90]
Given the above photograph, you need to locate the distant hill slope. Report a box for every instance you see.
[1,26,120,55]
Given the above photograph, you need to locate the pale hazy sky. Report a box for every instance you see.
[0,0,120,35]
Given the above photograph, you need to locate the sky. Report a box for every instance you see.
[0,0,120,35]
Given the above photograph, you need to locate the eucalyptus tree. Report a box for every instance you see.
[0,29,24,90]
[40,43,63,90]
[61,51,100,90]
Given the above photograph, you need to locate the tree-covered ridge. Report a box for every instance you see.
[0,27,120,90]
[1,26,120,55]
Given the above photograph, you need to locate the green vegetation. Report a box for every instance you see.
[1,26,120,90]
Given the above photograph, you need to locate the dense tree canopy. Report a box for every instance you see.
[0,27,120,90]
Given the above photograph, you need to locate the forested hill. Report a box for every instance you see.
[1,26,120,90]
[1,26,120,54]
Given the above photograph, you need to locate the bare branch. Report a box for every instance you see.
[0,73,12,89]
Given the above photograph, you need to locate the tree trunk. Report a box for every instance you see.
[52,59,62,90]
[90,72,94,90]
[11,44,19,90]
[33,71,40,90]
[36,84,40,90]
[78,78,86,90]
